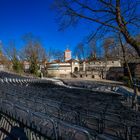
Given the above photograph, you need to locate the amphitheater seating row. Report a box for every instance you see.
[0,99,93,140]
[0,72,140,139]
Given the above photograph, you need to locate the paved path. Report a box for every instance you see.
[59,78,124,85]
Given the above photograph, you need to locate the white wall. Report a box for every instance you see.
[0,64,4,70]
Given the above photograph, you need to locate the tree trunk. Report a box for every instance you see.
[119,34,133,86]
[116,0,140,57]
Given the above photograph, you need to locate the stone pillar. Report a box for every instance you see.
[71,62,74,73]
[83,61,86,72]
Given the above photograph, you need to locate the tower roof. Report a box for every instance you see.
[65,48,71,52]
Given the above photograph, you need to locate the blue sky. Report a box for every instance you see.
[0,0,96,53]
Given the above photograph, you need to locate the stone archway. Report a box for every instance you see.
[74,67,78,72]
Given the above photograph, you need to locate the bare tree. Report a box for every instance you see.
[74,42,86,60]
[4,40,23,72]
[103,37,114,78]
[118,34,133,86]
[89,39,97,58]
[46,48,64,62]
[53,0,140,56]
[53,49,64,61]
[22,33,47,75]
[74,40,98,60]
[103,37,115,58]
[46,47,54,62]
[0,41,9,69]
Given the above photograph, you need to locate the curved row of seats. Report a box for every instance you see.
[61,79,134,98]
[0,80,139,139]
[0,99,92,140]
[0,72,140,139]
[0,71,29,79]
[0,75,94,139]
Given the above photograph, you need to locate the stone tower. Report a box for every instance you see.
[64,49,71,61]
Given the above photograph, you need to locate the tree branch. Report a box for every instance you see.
[73,0,116,15]
[64,3,119,30]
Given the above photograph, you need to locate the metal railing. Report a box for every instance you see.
[0,76,140,139]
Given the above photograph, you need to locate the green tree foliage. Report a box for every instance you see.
[12,55,23,73]
[22,33,46,76]
[29,52,39,75]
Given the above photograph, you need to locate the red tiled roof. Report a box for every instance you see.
[65,49,71,52]
[65,59,79,63]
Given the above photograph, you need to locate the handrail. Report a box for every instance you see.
[0,98,93,140]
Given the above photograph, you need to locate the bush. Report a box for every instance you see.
[122,76,132,88]
[12,57,23,73]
